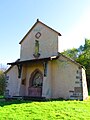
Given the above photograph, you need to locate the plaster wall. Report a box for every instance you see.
[20,22,58,61]
[42,61,52,98]
[82,68,88,100]
[51,56,83,99]
[5,65,19,97]
[19,65,27,96]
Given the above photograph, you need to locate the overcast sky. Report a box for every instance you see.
[0,0,90,65]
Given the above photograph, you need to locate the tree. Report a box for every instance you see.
[62,48,78,60]
[62,39,90,89]
[77,45,84,55]
[77,39,90,88]
[0,70,5,95]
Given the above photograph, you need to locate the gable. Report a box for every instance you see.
[19,19,61,44]
[20,20,61,61]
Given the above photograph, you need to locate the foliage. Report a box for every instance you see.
[0,99,90,120]
[0,70,5,95]
[62,39,90,88]
[0,95,4,99]
[76,39,90,89]
[77,39,90,65]
[62,48,78,60]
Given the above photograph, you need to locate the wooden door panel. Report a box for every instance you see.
[28,87,42,97]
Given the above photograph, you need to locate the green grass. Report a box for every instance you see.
[0,98,90,120]
[0,96,4,98]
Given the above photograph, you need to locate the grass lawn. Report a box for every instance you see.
[0,98,90,120]
[0,95,4,99]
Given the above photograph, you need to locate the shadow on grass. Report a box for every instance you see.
[0,100,33,107]
[0,98,65,107]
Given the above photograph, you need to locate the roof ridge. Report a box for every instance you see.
[19,19,61,44]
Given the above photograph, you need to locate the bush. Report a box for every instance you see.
[0,70,5,95]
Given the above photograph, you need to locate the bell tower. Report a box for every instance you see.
[19,20,61,61]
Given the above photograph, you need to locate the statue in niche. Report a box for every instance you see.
[32,72,42,87]
[33,40,40,58]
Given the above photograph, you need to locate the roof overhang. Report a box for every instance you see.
[7,56,59,66]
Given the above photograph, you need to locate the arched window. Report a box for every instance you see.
[30,69,43,87]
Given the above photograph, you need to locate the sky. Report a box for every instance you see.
[0,0,90,66]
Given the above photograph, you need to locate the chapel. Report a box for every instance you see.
[5,19,88,100]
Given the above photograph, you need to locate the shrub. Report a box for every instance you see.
[0,70,5,95]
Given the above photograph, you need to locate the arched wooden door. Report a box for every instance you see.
[28,69,43,97]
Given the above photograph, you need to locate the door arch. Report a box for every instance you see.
[28,69,43,97]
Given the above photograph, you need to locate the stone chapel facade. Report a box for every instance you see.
[5,19,88,100]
